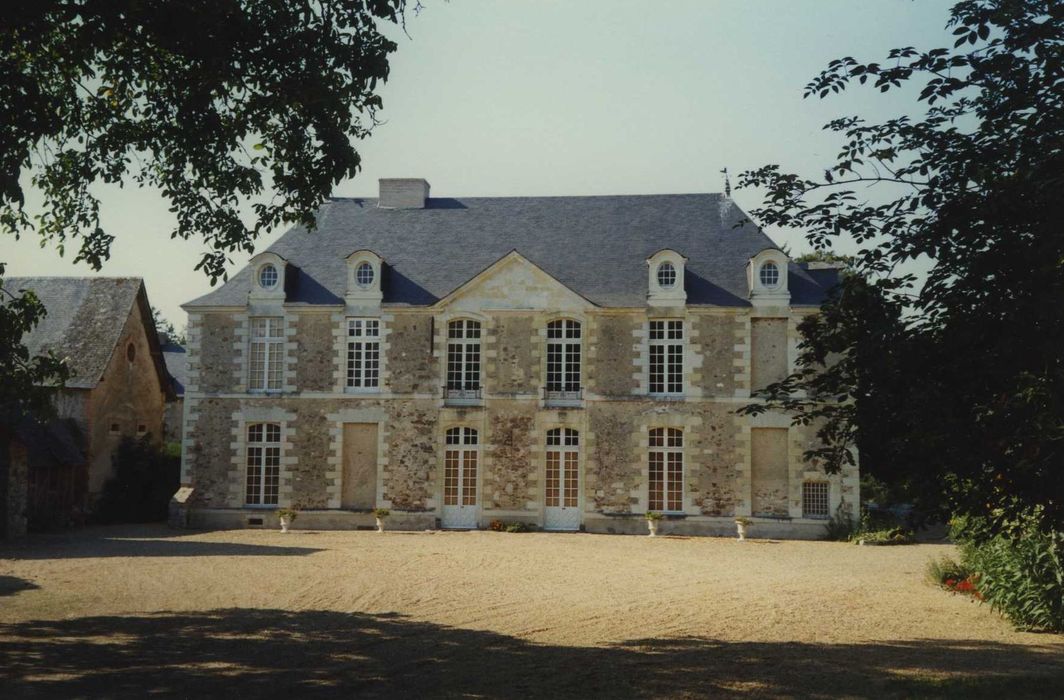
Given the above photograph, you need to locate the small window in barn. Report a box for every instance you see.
[802,482,830,519]
[110,423,121,434]
[126,343,136,362]
[137,424,147,436]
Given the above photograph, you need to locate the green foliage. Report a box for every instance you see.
[737,0,1064,535]
[954,515,1064,632]
[645,511,664,521]
[925,555,970,587]
[856,527,916,546]
[372,508,390,519]
[1,1,408,281]
[824,507,857,542]
[0,266,69,430]
[504,522,535,533]
[277,508,299,521]
[96,435,180,524]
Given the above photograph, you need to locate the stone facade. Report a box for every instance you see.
[178,194,858,539]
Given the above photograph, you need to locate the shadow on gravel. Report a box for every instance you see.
[1,609,1061,699]
[0,576,38,597]
[0,524,323,560]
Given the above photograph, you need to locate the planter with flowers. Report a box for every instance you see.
[645,511,664,537]
[373,508,390,533]
[277,508,298,533]
[735,517,751,541]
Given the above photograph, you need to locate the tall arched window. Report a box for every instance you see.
[546,320,581,402]
[446,320,481,399]
[648,427,683,513]
[246,423,281,505]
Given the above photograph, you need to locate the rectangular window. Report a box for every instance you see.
[246,423,281,506]
[346,318,380,390]
[803,482,830,519]
[446,320,481,400]
[546,320,582,394]
[649,320,684,395]
[249,317,284,392]
[648,427,684,512]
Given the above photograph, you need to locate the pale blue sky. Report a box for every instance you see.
[4,0,956,327]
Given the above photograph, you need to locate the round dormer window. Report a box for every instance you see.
[759,261,780,288]
[656,261,677,289]
[258,263,278,289]
[355,262,375,288]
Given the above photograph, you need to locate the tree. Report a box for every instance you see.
[0,1,408,426]
[738,0,1064,536]
[151,305,186,346]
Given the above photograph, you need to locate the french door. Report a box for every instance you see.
[544,428,580,531]
[442,427,479,528]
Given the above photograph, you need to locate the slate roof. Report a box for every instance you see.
[6,277,170,394]
[161,342,187,397]
[186,194,835,309]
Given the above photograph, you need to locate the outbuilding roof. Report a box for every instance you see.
[7,277,170,394]
[186,194,834,309]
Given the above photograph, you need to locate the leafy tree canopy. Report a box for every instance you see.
[0,1,407,426]
[739,0,1064,536]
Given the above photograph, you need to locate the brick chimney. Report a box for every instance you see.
[378,178,430,209]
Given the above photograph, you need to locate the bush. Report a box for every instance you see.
[504,522,535,533]
[96,435,180,523]
[926,555,971,587]
[489,519,506,532]
[824,506,857,541]
[954,516,1064,632]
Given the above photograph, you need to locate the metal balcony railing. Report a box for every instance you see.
[544,387,583,407]
[443,386,482,405]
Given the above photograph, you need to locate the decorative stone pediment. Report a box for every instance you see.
[435,251,593,312]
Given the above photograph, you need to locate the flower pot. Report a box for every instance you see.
[376,517,385,533]
[736,522,748,541]
[280,516,291,533]
[647,520,659,537]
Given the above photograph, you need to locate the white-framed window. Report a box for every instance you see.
[249,317,284,392]
[246,423,281,506]
[346,318,380,390]
[649,320,683,395]
[657,262,677,289]
[258,264,278,289]
[759,261,780,288]
[545,428,579,509]
[546,319,581,396]
[648,427,683,513]
[446,320,481,394]
[444,427,478,507]
[355,262,375,288]
[803,481,830,519]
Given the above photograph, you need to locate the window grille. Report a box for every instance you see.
[648,427,683,512]
[246,423,281,506]
[803,482,830,519]
[346,318,380,389]
[649,320,684,395]
[249,317,284,392]
[446,320,481,398]
[546,320,581,399]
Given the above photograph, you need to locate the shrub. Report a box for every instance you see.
[645,511,664,521]
[96,435,180,523]
[857,526,916,545]
[824,506,857,541]
[277,507,298,521]
[955,516,1064,632]
[504,522,535,533]
[372,508,390,519]
[489,519,506,532]
[926,555,970,587]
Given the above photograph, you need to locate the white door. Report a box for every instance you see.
[442,427,479,529]
[544,428,581,531]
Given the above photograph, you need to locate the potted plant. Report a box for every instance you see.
[734,516,751,541]
[373,508,390,533]
[277,507,298,533]
[645,511,664,537]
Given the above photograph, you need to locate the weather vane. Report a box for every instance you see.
[720,167,731,197]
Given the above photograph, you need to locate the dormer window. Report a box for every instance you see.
[646,249,687,307]
[656,262,677,289]
[759,261,780,289]
[355,262,375,288]
[345,250,383,307]
[258,264,279,290]
[748,248,791,307]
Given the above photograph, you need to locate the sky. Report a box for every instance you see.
[3,0,958,329]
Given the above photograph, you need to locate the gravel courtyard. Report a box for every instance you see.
[2,525,1062,698]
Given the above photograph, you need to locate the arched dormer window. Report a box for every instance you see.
[345,250,383,307]
[248,252,288,302]
[747,248,791,306]
[646,249,687,307]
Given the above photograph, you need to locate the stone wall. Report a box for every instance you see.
[186,398,240,507]
[488,316,535,395]
[386,314,437,395]
[586,402,642,513]
[1,441,28,539]
[693,314,742,398]
[690,403,742,516]
[588,316,639,397]
[196,314,239,393]
[287,404,333,508]
[485,405,536,510]
[383,401,438,510]
[750,318,788,391]
[294,313,337,392]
